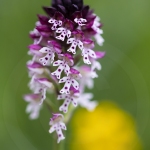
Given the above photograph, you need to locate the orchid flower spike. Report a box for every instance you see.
[24,0,105,144]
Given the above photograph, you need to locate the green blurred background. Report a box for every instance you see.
[0,0,150,149]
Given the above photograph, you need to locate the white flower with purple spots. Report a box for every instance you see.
[78,65,94,91]
[58,87,79,113]
[49,114,66,143]
[27,62,45,75]
[30,21,42,44]
[82,39,96,64]
[74,18,87,26]
[55,19,73,40]
[39,40,62,66]
[48,18,62,30]
[48,12,64,30]
[34,78,53,104]
[28,44,43,62]
[24,94,43,119]
[91,51,106,78]
[56,27,71,41]
[59,68,81,94]
[51,53,74,79]
[25,0,106,144]
[67,30,84,54]
[92,16,104,46]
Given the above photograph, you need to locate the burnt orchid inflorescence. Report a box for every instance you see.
[24,0,105,143]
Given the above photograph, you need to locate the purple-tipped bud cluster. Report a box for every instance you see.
[24,0,105,143]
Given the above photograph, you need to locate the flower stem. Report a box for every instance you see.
[44,99,54,113]
[64,105,76,125]
[58,136,65,150]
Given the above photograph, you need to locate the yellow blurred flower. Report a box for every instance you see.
[70,101,142,150]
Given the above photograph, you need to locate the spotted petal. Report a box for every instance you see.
[71,79,79,90]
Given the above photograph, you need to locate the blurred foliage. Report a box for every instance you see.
[0,0,150,150]
[70,101,142,150]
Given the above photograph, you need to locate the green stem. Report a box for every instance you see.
[64,105,76,125]
[58,139,65,150]
[44,99,54,113]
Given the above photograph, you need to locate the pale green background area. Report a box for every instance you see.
[0,0,150,149]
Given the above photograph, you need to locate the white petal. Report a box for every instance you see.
[39,47,51,53]
[29,106,40,119]
[59,122,67,130]
[74,18,87,26]
[59,77,69,83]
[94,34,104,46]
[56,34,66,41]
[59,99,70,113]
[92,61,101,71]
[57,94,67,100]
[67,38,75,44]
[51,21,59,30]
[48,18,55,24]
[64,64,70,76]
[51,65,65,79]
[78,40,83,50]
[88,49,96,58]
[83,53,91,64]
[67,42,77,54]
[60,80,72,94]
[74,18,78,23]
[56,27,65,33]
[40,88,47,105]
[71,98,78,107]
[66,30,71,38]
[58,20,62,26]
[53,60,64,66]
[56,129,65,143]
[91,71,98,78]
[26,104,33,113]
[29,111,39,120]
[86,78,94,89]
[79,18,87,23]
[71,79,79,90]
[39,52,53,66]
[49,125,56,133]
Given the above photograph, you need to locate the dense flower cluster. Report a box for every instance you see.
[24,0,105,143]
